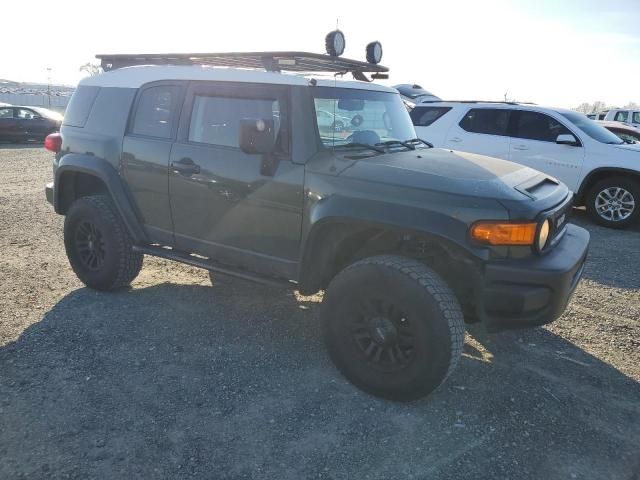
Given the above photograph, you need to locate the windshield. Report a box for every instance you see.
[561,111,624,145]
[312,87,416,150]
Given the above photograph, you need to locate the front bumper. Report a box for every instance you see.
[45,182,54,206]
[476,224,589,331]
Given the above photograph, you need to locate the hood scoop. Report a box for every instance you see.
[515,174,559,200]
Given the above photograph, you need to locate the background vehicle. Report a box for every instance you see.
[411,101,640,228]
[316,109,351,132]
[394,84,440,108]
[603,108,640,127]
[0,106,62,142]
[597,120,640,144]
[586,112,607,121]
[44,47,588,401]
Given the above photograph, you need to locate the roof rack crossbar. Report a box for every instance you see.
[96,51,389,75]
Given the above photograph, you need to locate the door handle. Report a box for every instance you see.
[449,137,462,143]
[512,145,529,151]
[171,157,200,175]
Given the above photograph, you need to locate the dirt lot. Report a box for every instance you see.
[1,146,639,480]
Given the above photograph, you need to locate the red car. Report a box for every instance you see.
[0,106,62,142]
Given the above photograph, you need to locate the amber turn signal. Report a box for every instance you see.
[470,221,537,246]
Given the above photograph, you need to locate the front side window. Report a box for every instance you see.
[633,112,640,124]
[514,111,571,142]
[131,85,179,139]
[561,111,624,144]
[312,87,416,149]
[16,108,37,119]
[410,106,452,127]
[459,108,510,136]
[614,111,629,122]
[188,96,281,148]
[0,108,13,119]
[610,129,640,143]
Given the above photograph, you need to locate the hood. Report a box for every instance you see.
[338,148,558,201]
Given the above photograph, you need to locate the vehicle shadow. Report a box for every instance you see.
[570,208,640,289]
[1,281,638,479]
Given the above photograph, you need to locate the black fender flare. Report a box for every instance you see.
[54,154,148,244]
[297,195,488,292]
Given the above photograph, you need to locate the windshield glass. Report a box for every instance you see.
[561,111,624,144]
[312,87,416,149]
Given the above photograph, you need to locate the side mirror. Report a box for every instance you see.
[556,134,579,146]
[239,118,276,154]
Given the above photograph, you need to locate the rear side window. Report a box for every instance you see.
[459,108,510,136]
[633,112,640,124]
[0,108,13,118]
[188,96,280,148]
[514,111,571,142]
[614,111,629,122]
[410,106,451,126]
[63,85,100,127]
[131,85,179,139]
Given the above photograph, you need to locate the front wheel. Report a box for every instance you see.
[586,177,639,228]
[321,255,465,401]
[64,195,143,290]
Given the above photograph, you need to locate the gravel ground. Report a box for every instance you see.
[0,146,638,480]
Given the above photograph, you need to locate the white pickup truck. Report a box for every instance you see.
[603,108,640,127]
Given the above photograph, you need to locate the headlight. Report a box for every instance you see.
[537,219,551,251]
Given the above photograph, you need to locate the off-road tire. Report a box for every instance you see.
[64,195,143,291]
[321,255,465,401]
[586,176,639,229]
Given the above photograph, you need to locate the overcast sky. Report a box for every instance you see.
[2,0,638,108]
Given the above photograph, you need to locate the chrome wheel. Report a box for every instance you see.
[595,187,635,222]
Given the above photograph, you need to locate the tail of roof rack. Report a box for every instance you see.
[96,51,389,81]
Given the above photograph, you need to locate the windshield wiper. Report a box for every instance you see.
[406,138,434,148]
[375,140,416,151]
[335,143,385,153]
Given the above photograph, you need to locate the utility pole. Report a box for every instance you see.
[46,67,52,107]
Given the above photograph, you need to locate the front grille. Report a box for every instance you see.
[544,195,573,249]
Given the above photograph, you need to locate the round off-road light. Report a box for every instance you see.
[325,30,346,57]
[537,219,551,250]
[366,41,383,64]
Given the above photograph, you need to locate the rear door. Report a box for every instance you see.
[409,105,453,146]
[444,107,512,159]
[168,81,304,280]
[121,82,185,245]
[0,107,18,140]
[508,110,585,191]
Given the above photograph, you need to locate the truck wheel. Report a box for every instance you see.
[64,195,143,291]
[322,255,465,401]
[586,177,639,228]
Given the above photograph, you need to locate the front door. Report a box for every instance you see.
[169,81,304,280]
[509,110,585,191]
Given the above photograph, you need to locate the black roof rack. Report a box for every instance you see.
[96,51,389,80]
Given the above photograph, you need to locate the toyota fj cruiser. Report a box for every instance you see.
[44,34,589,401]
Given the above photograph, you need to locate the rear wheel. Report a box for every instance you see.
[64,195,143,290]
[586,177,639,228]
[321,255,465,401]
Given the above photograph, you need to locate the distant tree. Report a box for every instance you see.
[573,100,608,114]
[79,62,102,77]
[624,101,639,109]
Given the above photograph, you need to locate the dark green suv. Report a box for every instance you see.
[44,51,589,401]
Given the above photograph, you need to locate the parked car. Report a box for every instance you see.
[586,112,607,121]
[0,106,62,142]
[603,108,640,128]
[44,43,588,401]
[411,101,640,228]
[596,120,640,144]
[316,109,352,132]
[394,84,441,108]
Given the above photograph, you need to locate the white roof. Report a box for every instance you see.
[80,65,396,93]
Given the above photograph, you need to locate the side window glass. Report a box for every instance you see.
[0,108,13,119]
[515,111,571,142]
[632,112,640,124]
[410,106,452,127]
[614,111,629,122]
[188,96,280,148]
[131,85,179,138]
[16,108,36,119]
[459,108,510,135]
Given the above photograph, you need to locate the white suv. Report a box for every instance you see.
[411,101,640,228]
